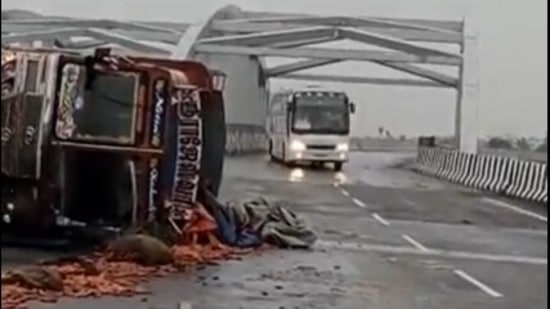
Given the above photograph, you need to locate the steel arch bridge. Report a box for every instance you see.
[1,5,479,154]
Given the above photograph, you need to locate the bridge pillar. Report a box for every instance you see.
[455,17,480,154]
[171,5,270,155]
[194,53,269,154]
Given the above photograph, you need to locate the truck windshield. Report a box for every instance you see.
[291,95,350,135]
[55,64,139,144]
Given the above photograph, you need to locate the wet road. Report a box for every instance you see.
[3,151,548,309]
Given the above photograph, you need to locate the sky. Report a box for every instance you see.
[2,0,548,138]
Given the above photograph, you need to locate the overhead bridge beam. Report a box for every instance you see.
[269,37,339,48]
[338,27,461,58]
[230,16,458,34]
[210,21,462,44]
[200,26,460,59]
[222,14,463,31]
[2,27,172,54]
[84,28,172,54]
[265,58,458,87]
[373,61,458,87]
[2,25,181,44]
[3,19,181,34]
[53,38,107,49]
[198,26,338,47]
[193,44,462,66]
[2,27,86,44]
[265,59,341,77]
[273,73,450,88]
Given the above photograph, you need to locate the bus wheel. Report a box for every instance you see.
[334,162,343,171]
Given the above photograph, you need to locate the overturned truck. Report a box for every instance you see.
[1,47,227,241]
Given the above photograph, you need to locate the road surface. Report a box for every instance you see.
[2,151,547,309]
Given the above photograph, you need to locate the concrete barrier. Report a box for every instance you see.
[414,146,547,204]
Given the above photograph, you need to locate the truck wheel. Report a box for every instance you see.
[334,162,343,171]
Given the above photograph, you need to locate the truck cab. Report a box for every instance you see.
[1,47,226,239]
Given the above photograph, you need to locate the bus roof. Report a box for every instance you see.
[272,88,347,97]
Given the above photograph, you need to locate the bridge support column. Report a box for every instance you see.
[171,5,270,155]
[455,17,479,154]
[194,53,269,154]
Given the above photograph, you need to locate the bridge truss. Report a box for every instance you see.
[1,6,479,153]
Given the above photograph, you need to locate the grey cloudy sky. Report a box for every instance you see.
[3,0,547,137]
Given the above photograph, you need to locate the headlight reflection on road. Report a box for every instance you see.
[334,172,347,185]
[289,168,305,182]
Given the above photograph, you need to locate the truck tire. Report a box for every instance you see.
[334,162,343,171]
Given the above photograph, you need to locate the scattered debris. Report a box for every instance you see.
[1,197,294,309]
[201,192,317,249]
[1,224,251,309]
[3,266,63,291]
[107,234,174,266]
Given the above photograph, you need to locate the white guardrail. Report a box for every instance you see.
[414,146,548,204]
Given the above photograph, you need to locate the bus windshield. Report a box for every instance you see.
[291,95,350,135]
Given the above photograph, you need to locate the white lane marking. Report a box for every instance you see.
[453,269,503,298]
[316,240,547,265]
[401,199,416,207]
[352,198,366,208]
[482,197,547,223]
[341,189,350,197]
[401,234,429,252]
[372,213,390,226]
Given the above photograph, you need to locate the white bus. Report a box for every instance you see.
[267,88,355,171]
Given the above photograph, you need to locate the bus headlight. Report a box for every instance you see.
[336,143,349,151]
[290,140,306,151]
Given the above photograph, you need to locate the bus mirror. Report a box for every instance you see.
[286,102,294,112]
[350,102,356,114]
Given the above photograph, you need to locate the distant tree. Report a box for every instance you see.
[2,9,42,20]
[385,130,393,139]
[516,137,531,151]
[487,137,513,150]
[378,126,385,136]
[536,132,547,152]
[399,135,407,141]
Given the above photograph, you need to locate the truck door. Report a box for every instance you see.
[1,52,47,180]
